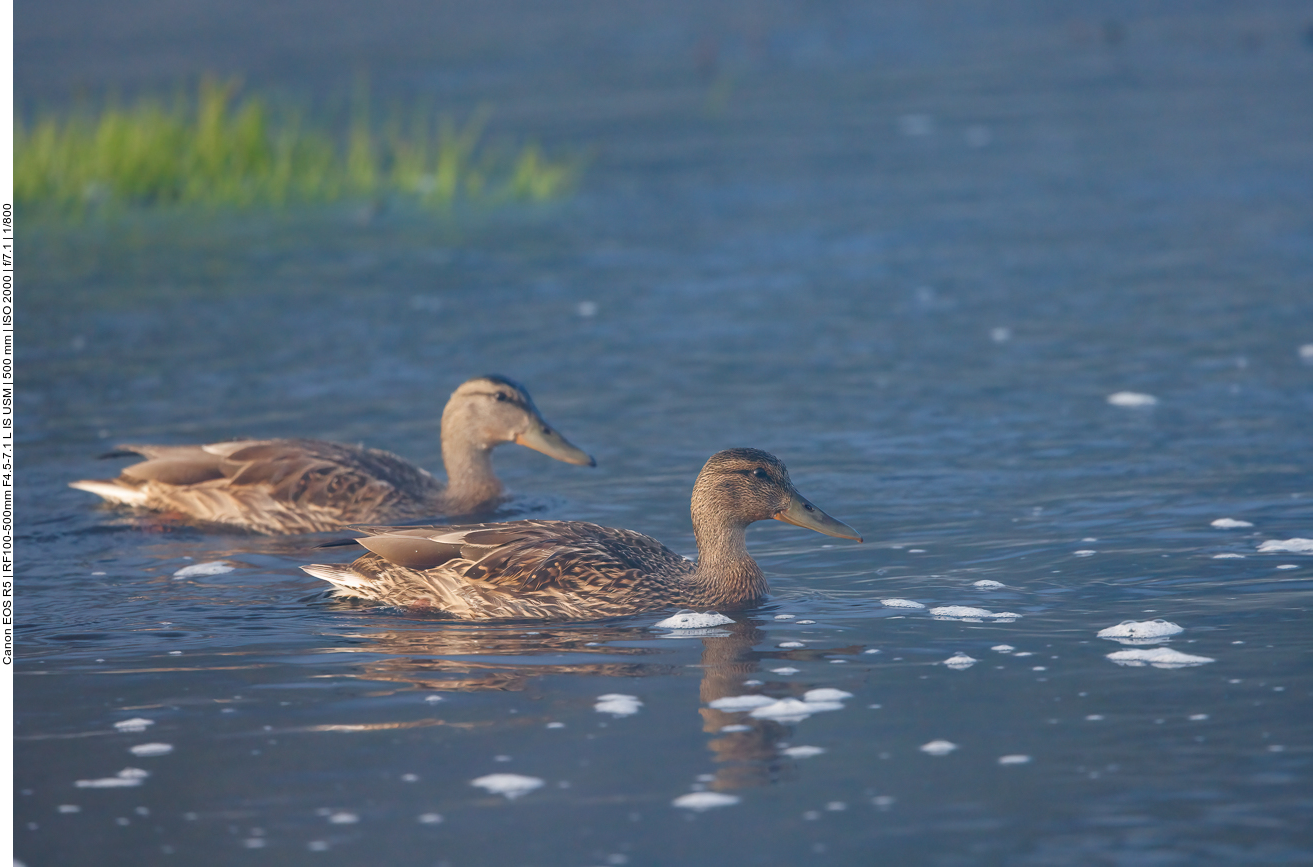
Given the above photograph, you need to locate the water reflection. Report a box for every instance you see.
[332,617,863,793]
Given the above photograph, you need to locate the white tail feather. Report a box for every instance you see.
[301,563,370,590]
[69,479,149,506]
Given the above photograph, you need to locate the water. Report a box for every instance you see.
[17,3,1313,865]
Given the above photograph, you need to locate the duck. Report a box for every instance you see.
[303,448,860,619]
[69,375,595,534]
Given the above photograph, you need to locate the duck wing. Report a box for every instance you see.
[352,520,692,595]
[79,439,441,532]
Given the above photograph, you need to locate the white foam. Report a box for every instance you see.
[172,561,235,578]
[1211,518,1253,529]
[773,614,796,620]
[782,746,825,759]
[998,754,1032,765]
[707,695,776,711]
[1277,564,1299,570]
[778,641,805,648]
[417,813,443,824]
[1299,343,1313,362]
[76,768,149,788]
[1073,550,1097,557]
[719,724,750,733]
[470,774,544,799]
[943,653,977,669]
[771,667,800,675]
[654,612,735,629]
[991,645,1015,653]
[327,812,358,824]
[803,688,853,702]
[594,694,643,716]
[113,718,154,732]
[749,697,844,723]
[919,740,958,756]
[546,722,565,729]
[972,580,1005,590]
[796,620,816,625]
[1213,553,1245,559]
[1097,620,1184,644]
[58,805,80,814]
[881,598,925,609]
[1106,648,1215,668]
[128,743,173,757]
[1257,539,1313,554]
[672,792,740,811]
[1107,391,1158,408]
[929,606,1021,621]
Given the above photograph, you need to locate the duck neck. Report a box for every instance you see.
[691,514,769,607]
[439,425,504,513]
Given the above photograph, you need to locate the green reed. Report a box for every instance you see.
[16,79,581,215]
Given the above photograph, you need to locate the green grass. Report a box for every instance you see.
[16,78,582,216]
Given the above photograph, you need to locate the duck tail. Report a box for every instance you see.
[69,479,149,506]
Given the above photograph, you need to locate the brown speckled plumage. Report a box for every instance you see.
[303,448,861,620]
[69,376,594,534]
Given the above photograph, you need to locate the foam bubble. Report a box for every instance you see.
[417,813,443,824]
[943,653,977,669]
[328,812,358,824]
[1106,648,1215,668]
[802,688,853,702]
[773,614,796,620]
[1257,539,1313,554]
[128,743,173,757]
[707,695,776,711]
[1097,620,1184,644]
[1211,518,1253,529]
[972,580,1005,590]
[76,768,149,789]
[929,606,1020,621]
[114,718,154,732]
[998,754,1031,765]
[1073,550,1097,557]
[991,645,1015,653]
[719,724,751,733]
[782,745,825,759]
[172,561,235,578]
[749,697,844,723]
[1107,391,1158,408]
[1277,564,1299,570]
[1299,344,1313,362]
[654,612,735,629]
[57,805,81,814]
[778,641,806,648]
[920,740,957,756]
[470,774,544,799]
[881,599,925,609]
[1213,553,1245,559]
[771,667,800,675]
[672,792,740,811]
[546,722,565,729]
[594,694,643,716]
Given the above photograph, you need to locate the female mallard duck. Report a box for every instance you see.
[69,375,594,534]
[303,448,860,619]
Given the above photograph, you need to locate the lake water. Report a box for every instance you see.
[15,2,1313,865]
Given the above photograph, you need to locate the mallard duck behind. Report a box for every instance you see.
[70,375,594,534]
[303,448,860,619]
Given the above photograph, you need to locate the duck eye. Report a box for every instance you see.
[752,468,769,480]
[494,392,509,402]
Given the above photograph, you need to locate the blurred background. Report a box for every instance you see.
[16,2,1313,865]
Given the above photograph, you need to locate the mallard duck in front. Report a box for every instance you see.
[303,448,860,619]
[69,375,594,534]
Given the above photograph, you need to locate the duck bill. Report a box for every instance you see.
[773,494,862,542]
[514,424,596,467]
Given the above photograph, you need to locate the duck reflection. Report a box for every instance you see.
[332,616,862,792]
